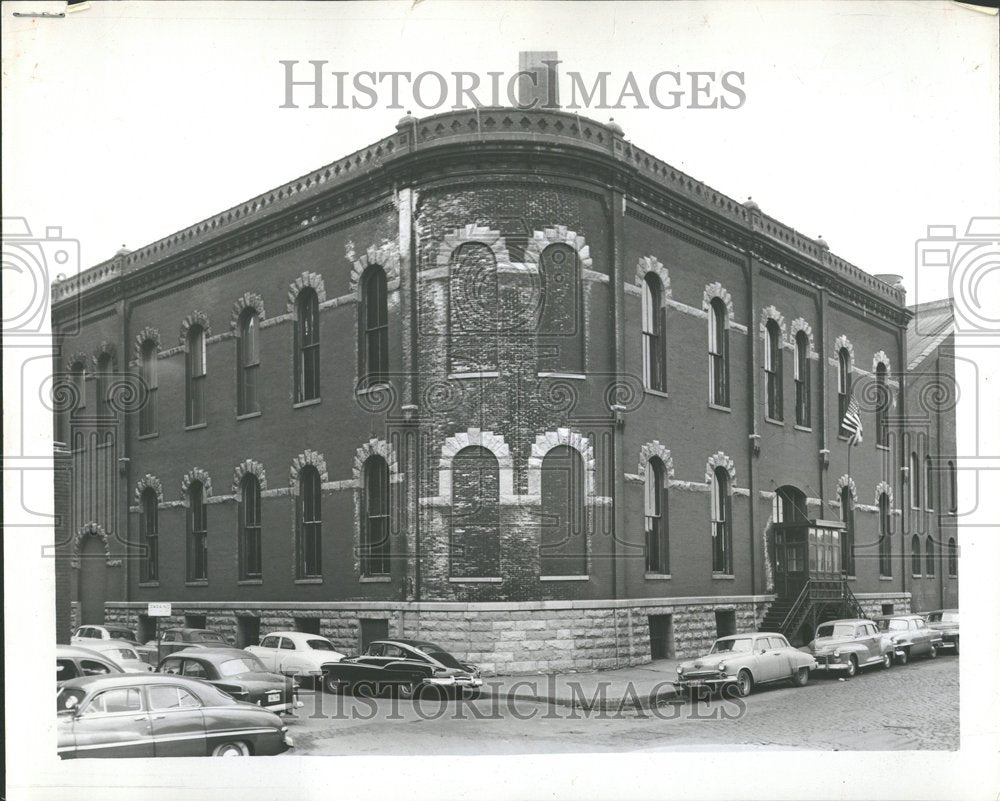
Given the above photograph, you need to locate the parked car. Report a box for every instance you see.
[873,614,943,665]
[323,639,483,698]
[158,648,302,713]
[76,639,155,673]
[57,673,292,757]
[245,631,345,686]
[675,632,817,698]
[156,627,238,662]
[57,645,124,686]
[923,609,959,655]
[808,619,893,677]
[72,625,158,664]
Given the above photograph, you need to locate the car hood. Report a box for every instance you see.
[810,636,867,652]
[926,622,959,632]
[678,656,727,671]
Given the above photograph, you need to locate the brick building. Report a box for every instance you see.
[52,73,950,672]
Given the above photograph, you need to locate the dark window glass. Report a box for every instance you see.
[359,266,389,386]
[361,456,390,576]
[139,340,157,435]
[875,364,889,446]
[948,537,957,576]
[71,361,86,412]
[878,492,892,577]
[295,289,320,402]
[948,461,957,513]
[237,310,260,415]
[911,534,922,576]
[794,331,810,427]
[924,455,934,510]
[642,274,666,392]
[187,481,208,581]
[910,451,920,510]
[239,474,262,580]
[925,536,936,577]
[298,466,322,577]
[712,467,733,574]
[840,487,855,576]
[141,488,159,582]
[764,320,783,420]
[540,445,587,576]
[644,457,669,574]
[709,299,729,407]
[96,353,113,424]
[837,348,852,436]
[450,446,500,578]
[185,325,206,426]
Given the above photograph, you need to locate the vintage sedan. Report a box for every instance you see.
[78,639,155,673]
[57,673,292,757]
[324,639,483,698]
[158,648,302,713]
[874,614,943,665]
[675,632,817,697]
[57,645,124,686]
[156,627,239,662]
[72,625,159,665]
[924,609,960,655]
[245,631,345,687]
[809,618,893,676]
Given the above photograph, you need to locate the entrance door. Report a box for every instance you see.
[648,615,674,659]
[79,537,107,624]
[359,619,389,652]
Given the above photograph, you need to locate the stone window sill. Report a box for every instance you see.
[236,411,261,421]
[238,579,263,585]
[448,371,500,380]
[912,573,922,579]
[644,388,669,399]
[876,444,889,451]
[539,575,589,581]
[293,398,321,409]
[184,423,207,432]
[138,432,159,441]
[711,573,736,580]
[708,402,731,413]
[295,577,323,584]
[356,384,390,396]
[644,573,672,580]
[138,581,160,588]
[765,417,784,427]
[185,580,208,587]
[448,576,501,583]
[879,576,894,581]
[794,425,812,433]
[538,372,586,380]
[360,576,391,583]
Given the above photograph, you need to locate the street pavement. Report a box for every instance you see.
[279,654,958,754]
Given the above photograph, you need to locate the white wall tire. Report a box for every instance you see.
[845,656,858,678]
[212,741,249,757]
[736,670,753,697]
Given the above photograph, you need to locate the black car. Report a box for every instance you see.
[324,639,483,698]
[57,673,292,757]
[158,648,301,713]
[156,627,239,661]
[924,609,960,654]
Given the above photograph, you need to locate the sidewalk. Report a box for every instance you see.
[480,659,684,710]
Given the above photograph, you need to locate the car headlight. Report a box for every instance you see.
[676,666,683,675]
[833,650,841,659]
[717,662,726,672]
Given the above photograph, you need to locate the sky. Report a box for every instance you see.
[3,0,997,307]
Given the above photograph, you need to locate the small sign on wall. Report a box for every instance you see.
[147,602,171,617]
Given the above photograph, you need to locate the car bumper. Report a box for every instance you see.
[676,675,733,689]
[812,657,853,672]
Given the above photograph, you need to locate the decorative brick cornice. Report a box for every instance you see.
[637,441,675,481]
[703,282,734,320]
[134,474,164,506]
[705,451,736,484]
[353,438,399,482]
[527,428,596,496]
[179,311,211,346]
[289,450,328,495]
[232,459,267,494]
[71,522,122,569]
[287,272,326,314]
[524,225,594,272]
[350,241,400,296]
[133,327,161,363]
[180,467,213,499]
[230,292,266,331]
[634,256,671,300]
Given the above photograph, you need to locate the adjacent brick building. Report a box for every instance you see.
[53,78,951,672]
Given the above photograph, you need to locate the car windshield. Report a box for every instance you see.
[111,648,139,660]
[927,612,958,623]
[57,688,87,713]
[710,638,753,653]
[882,619,910,631]
[218,656,267,676]
[816,623,855,638]
[108,629,137,642]
[193,632,226,643]
[426,651,465,669]
[307,639,336,651]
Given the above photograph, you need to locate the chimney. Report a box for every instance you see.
[518,51,560,109]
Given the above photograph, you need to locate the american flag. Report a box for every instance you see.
[842,396,864,446]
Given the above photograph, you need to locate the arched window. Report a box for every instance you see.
[140,487,159,582]
[924,455,934,510]
[794,331,811,428]
[187,480,208,581]
[910,451,920,511]
[645,457,669,575]
[70,360,86,411]
[840,486,856,576]
[237,309,260,415]
[948,460,957,514]
[837,348,852,436]
[540,445,587,577]
[361,456,390,576]
[139,340,157,435]
[96,352,113,422]
[711,466,733,574]
[764,320,783,420]
[925,535,936,577]
[239,474,262,581]
[450,446,500,578]
[294,289,320,403]
[878,491,892,577]
[297,466,322,578]
[359,266,389,387]
[641,274,666,392]
[947,538,957,577]
[185,325,206,427]
[775,485,808,524]
[449,243,499,374]
[709,298,730,407]
[875,363,889,446]
[911,535,921,577]
[539,244,583,374]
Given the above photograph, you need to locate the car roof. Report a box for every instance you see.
[88,638,139,649]
[163,647,251,660]
[819,618,870,625]
[873,614,920,620]
[714,633,765,642]
[61,673,210,692]
[164,627,222,635]
[57,644,115,660]
[263,631,327,641]
[924,608,958,614]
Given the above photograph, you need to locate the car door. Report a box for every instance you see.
[754,637,783,682]
[71,687,154,757]
[766,636,794,678]
[147,684,207,757]
[913,619,932,655]
[276,637,298,674]
[252,636,281,672]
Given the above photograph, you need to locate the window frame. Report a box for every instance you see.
[359,266,389,387]
[764,320,783,421]
[140,487,159,582]
[837,348,852,437]
[139,340,158,435]
[187,480,208,582]
[641,274,667,393]
[644,457,669,574]
[924,455,934,511]
[711,466,733,575]
[794,331,810,428]
[947,537,958,577]
[839,486,855,577]
[96,352,113,423]
[294,288,321,404]
[360,455,391,577]
[236,309,261,416]
[875,363,889,447]
[185,325,207,427]
[239,473,262,581]
[297,465,322,579]
[911,534,922,577]
[708,298,730,408]
[878,492,892,577]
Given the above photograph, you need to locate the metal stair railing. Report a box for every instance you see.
[777,580,812,636]
[842,581,866,619]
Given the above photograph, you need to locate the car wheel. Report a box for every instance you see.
[953,638,959,656]
[881,653,892,670]
[929,644,939,659]
[212,741,249,757]
[896,648,909,666]
[845,656,858,678]
[397,681,417,700]
[323,673,344,694]
[735,670,753,697]
[791,667,809,687]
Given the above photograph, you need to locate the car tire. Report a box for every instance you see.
[735,670,753,698]
[845,656,858,678]
[881,653,892,670]
[929,644,939,659]
[791,667,809,687]
[323,673,344,694]
[896,648,909,666]
[212,741,249,757]
[397,681,417,700]
[953,638,959,656]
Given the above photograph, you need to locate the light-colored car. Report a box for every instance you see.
[873,614,943,665]
[57,644,124,686]
[245,631,346,683]
[923,609,959,655]
[72,625,158,665]
[675,632,817,698]
[81,639,155,673]
[808,618,893,677]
